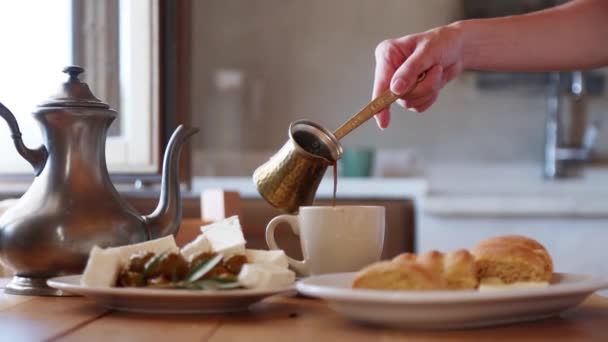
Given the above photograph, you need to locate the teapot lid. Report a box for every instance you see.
[38,66,110,109]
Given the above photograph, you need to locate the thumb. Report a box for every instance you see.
[390,48,433,96]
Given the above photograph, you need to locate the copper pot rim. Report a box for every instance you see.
[288,119,343,162]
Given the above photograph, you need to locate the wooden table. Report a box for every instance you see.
[1,279,607,342]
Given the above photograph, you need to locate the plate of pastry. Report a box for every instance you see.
[48,216,296,314]
[297,235,608,329]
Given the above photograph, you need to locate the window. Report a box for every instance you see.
[0,0,159,174]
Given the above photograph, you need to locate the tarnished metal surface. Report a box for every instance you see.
[0,66,197,295]
[253,120,342,213]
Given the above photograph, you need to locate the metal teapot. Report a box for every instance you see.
[0,66,198,296]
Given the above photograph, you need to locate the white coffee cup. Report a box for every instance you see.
[265,206,385,276]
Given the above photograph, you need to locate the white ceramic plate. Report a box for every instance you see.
[297,272,608,329]
[47,275,295,314]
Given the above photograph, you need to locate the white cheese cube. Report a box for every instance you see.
[180,234,212,261]
[200,216,246,258]
[81,235,179,287]
[108,235,179,266]
[237,264,295,289]
[245,249,289,269]
[80,246,121,287]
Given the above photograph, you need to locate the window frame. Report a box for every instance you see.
[74,0,161,174]
[0,0,193,185]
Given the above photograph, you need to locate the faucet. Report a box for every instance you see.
[543,71,599,179]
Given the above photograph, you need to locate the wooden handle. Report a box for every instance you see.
[333,72,426,140]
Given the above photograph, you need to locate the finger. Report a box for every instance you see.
[372,39,415,129]
[401,64,443,101]
[396,91,434,109]
[373,40,401,99]
[408,91,437,108]
[399,91,438,113]
[374,109,390,130]
[394,64,442,107]
[396,98,407,108]
[410,92,438,113]
[390,44,434,96]
[371,40,399,129]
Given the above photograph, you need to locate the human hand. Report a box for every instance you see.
[372,23,465,129]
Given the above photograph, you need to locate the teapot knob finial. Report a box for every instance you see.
[62,65,84,81]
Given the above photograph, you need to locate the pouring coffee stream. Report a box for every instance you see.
[254,73,426,213]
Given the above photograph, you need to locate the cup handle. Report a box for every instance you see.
[265,214,309,276]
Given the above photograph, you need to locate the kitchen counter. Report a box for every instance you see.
[2,164,607,215]
[1,279,607,341]
[422,194,608,217]
[0,176,428,202]
[421,163,608,216]
[192,176,428,200]
[426,163,608,196]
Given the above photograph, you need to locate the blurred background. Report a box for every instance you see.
[188,0,607,178]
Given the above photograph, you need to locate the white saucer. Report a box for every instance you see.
[48,275,295,314]
[296,272,608,329]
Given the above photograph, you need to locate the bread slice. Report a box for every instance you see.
[442,249,478,289]
[394,250,478,290]
[391,252,417,264]
[352,235,552,291]
[352,260,442,290]
[354,249,478,291]
[416,251,445,278]
[471,235,553,283]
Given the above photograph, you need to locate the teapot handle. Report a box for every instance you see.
[0,102,48,176]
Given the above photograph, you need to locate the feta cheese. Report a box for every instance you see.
[180,234,212,261]
[80,235,179,287]
[81,246,121,287]
[200,216,246,258]
[245,249,289,269]
[108,235,179,265]
[237,264,295,289]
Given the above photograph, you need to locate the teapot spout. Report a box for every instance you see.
[144,125,198,239]
[0,102,48,176]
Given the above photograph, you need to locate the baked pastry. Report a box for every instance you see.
[441,249,479,289]
[471,235,553,284]
[353,249,478,290]
[352,260,442,290]
[415,251,445,277]
[405,249,478,290]
[391,252,417,264]
[352,235,553,291]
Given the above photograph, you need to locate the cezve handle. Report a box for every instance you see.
[333,72,426,140]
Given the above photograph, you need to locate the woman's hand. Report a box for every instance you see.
[372,0,608,129]
[372,23,466,129]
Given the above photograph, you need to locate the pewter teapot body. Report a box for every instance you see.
[0,66,197,295]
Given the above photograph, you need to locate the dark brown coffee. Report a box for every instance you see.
[332,162,338,207]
